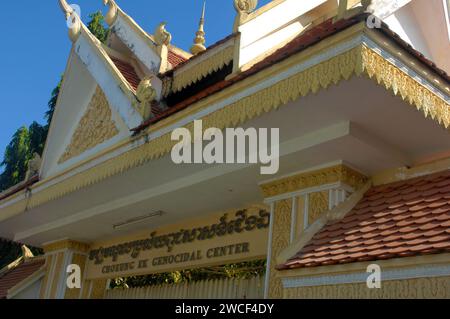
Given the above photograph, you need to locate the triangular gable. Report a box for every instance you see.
[40,51,133,179]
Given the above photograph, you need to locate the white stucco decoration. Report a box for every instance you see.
[74,34,143,129]
[238,0,327,68]
[111,15,161,73]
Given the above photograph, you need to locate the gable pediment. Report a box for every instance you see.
[40,52,133,180]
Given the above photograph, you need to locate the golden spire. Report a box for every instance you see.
[190,1,207,55]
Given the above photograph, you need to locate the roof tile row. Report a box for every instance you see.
[279,170,450,270]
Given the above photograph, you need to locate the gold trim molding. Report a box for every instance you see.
[284,276,450,299]
[172,45,234,93]
[1,42,449,219]
[260,164,368,198]
[362,46,450,128]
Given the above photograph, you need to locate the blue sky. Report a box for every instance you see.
[0,0,271,169]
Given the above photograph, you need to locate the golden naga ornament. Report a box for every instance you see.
[136,76,157,120]
[233,0,258,14]
[103,0,119,26]
[154,22,172,47]
[233,0,258,32]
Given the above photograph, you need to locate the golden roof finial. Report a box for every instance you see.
[190,1,207,55]
[154,22,172,46]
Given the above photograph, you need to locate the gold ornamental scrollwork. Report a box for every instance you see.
[260,165,368,198]
[172,45,235,93]
[58,87,119,164]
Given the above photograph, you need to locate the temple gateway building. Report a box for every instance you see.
[0,0,449,299]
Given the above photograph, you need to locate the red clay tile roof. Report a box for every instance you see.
[278,170,450,270]
[168,50,188,68]
[0,258,45,299]
[110,57,141,91]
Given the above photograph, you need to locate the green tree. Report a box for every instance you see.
[0,127,30,190]
[45,77,62,130]
[87,11,110,43]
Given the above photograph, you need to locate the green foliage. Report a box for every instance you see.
[45,77,62,129]
[0,121,48,191]
[110,260,266,289]
[0,127,31,190]
[87,11,110,43]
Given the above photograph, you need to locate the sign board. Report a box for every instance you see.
[85,206,270,279]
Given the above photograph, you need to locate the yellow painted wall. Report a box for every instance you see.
[284,277,450,299]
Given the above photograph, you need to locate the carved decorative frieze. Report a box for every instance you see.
[58,86,119,164]
[308,191,329,225]
[268,199,292,299]
[260,165,367,198]
[284,276,450,299]
[172,45,235,93]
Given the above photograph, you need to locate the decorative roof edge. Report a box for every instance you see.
[171,41,235,93]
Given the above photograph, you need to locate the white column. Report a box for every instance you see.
[303,194,309,230]
[290,196,298,243]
